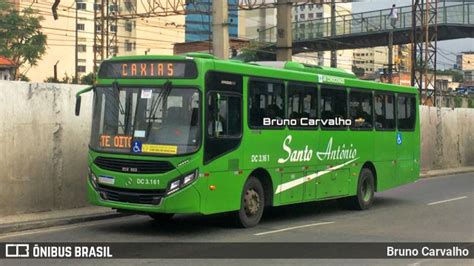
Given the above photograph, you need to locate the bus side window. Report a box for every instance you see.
[287,82,318,128]
[248,80,285,128]
[375,93,395,130]
[397,94,416,131]
[207,93,242,137]
[320,86,347,129]
[349,90,373,130]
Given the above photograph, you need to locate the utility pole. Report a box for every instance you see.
[330,0,337,67]
[75,1,78,83]
[276,0,292,61]
[258,8,267,43]
[54,61,59,82]
[388,30,393,83]
[212,0,229,59]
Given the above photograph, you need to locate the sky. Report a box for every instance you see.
[352,0,474,69]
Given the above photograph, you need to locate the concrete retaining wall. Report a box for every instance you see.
[0,81,92,217]
[0,81,473,216]
[420,105,474,171]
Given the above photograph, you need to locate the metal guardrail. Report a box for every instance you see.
[258,2,473,43]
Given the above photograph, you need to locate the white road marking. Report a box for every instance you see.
[254,221,335,236]
[427,196,468,206]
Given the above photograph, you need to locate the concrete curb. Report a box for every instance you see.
[420,168,474,178]
[0,211,130,235]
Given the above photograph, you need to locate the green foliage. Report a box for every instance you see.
[468,98,474,109]
[43,73,77,84]
[454,96,463,108]
[436,69,464,83]
[19,74,30,81]
[352,65,365,77]
[232,41,276,62]
[80,72,96,85]
[0,0,47,78]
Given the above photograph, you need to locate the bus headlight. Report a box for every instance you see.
[88,167,98,190]
[167,169,198,195]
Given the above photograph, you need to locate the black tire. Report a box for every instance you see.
[338,168,375,210]
[233,176,265,228]
[149,213,174,222]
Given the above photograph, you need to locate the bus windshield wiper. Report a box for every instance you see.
[145,81,172,139]
[112,81,130,133]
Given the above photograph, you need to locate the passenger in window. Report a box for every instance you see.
[267,104,283,120]
[207,111,223,136]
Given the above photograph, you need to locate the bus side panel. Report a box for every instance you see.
[347,130,375,196]
[201,151,247,215]
[318,130,352,198]
[373,131,398,191]
[396,130,415,186]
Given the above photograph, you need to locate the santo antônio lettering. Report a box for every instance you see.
[121,62,174,77]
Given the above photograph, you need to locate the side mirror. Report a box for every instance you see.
[75,96,82,116]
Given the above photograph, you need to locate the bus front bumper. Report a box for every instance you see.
[87,179,202,214]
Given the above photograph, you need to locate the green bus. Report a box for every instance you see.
[76,53,420,228]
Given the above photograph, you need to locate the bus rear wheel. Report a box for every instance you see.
[233,177,265,228]
[338,168,375,210]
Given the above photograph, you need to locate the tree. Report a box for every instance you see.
[352,65,365,77]
[0,0,47,79]
[80,72,96,85]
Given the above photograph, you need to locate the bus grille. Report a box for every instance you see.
[93,157,175,174]
[97,184,165,205]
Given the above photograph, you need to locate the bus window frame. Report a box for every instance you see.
[374,91,396,131]
[319,85,349,131]
[348,88,374,131]
[247,77,286,130]
[205,91,243,140]
[286,81,319,131]
[396,93,417,132]
[204,71,244,164]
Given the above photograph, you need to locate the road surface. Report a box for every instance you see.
[1,172,473,265]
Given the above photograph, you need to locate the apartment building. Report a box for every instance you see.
[11,0,184,82]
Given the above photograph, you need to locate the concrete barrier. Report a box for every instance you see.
[0,81,92,217]
[420,105,474,171]
[0,81,473,216]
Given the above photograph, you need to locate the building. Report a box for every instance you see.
[11,0,185,82]
[185,0,238,42]
[352,47,389,74]
[456,51,474,82]
[0,56,16,80]
[456,51,474,71]
[238,7,276,41]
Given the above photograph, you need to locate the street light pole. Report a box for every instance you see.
[75,1,78,83]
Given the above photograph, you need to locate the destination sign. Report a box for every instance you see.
[98,60,197,79]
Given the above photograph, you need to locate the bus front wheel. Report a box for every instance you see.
[338,168,375,210]
[233,177,265,228]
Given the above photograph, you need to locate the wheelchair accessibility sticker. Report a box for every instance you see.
[396,133,402,145]
[131,140,142,153]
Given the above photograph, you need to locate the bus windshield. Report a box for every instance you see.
[90,85,201,155]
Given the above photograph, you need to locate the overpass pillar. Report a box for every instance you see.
[212,0,229,59]
[330,0,337,67]
[276,0,293,61]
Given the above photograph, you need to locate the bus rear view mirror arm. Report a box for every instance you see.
[75,86,94,116]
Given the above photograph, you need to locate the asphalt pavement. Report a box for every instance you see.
[1,172,473,266]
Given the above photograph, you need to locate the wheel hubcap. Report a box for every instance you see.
[362,178,372,202]
[244,189,260,216]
